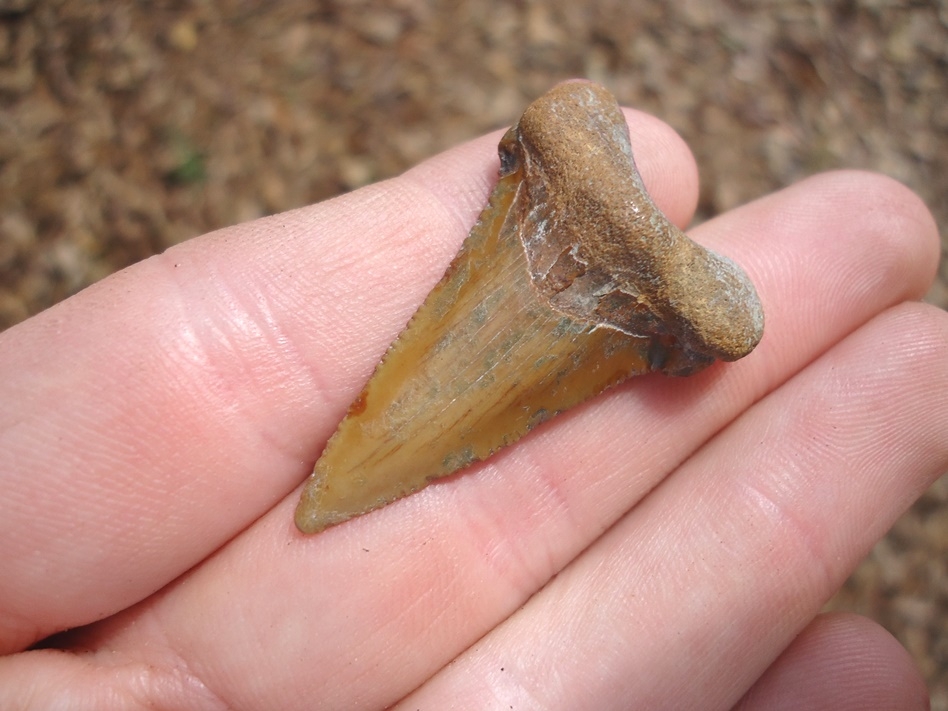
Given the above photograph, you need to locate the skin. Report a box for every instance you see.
[0,106,944,710]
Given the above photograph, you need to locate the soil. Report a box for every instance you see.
[1,1,946,705]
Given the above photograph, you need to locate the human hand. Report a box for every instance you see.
[0,108,944,710]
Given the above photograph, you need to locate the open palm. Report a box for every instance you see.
[1,108,944,710]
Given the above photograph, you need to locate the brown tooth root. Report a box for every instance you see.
[294,80,764,535]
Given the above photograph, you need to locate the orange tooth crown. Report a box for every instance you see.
[295,81,763,534]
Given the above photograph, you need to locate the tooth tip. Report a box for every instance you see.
[294,489,354,534]
[293,509,321,535]
[294,489,325,534]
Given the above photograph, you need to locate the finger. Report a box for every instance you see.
[397,303,948,710]
[0,111,696,652]
[3,171,938,711]
[734,612,928,711]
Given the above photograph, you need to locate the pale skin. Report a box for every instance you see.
[0,107,945,710]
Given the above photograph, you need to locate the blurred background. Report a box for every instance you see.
[1,0,945,705]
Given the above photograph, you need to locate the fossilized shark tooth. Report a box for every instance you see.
[295,80,763,534]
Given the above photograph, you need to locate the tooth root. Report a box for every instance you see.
[295,81,763,534]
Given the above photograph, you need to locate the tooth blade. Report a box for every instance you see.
[295,174,653,534]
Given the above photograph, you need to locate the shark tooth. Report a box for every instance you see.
[295,80,763,534]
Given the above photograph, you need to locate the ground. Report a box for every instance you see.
[1,0,946,705]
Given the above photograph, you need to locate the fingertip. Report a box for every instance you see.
[736,612,929,711]
[815,170,940,291]
[687,168,941,385]
[760,170,939,302]
[622,106,700,228]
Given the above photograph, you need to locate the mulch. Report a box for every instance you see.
[1,1,945,705]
